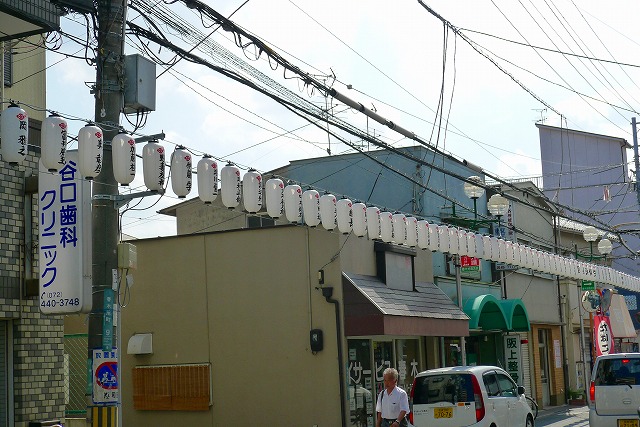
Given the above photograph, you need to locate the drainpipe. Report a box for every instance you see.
[321,286,347,427]
[554,216,570,401]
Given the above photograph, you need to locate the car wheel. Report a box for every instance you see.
[526,414,534,427]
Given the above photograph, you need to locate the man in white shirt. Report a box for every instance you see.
[375,367,410,427]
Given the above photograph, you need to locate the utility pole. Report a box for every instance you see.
[88,0,125,424]
[632,118,640,208]
[455,255,467,366]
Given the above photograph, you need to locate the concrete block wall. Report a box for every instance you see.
[0,121,66,424]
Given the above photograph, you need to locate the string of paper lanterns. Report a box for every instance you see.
[2,115,638,292]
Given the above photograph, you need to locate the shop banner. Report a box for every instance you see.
[594,314,614,356]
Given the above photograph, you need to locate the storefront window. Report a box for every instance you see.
[373,341,393,395]
[348,339,374,427]
[348,338,422,427]
[395,339,420,396]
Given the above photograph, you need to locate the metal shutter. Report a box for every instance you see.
[519,331,533,397]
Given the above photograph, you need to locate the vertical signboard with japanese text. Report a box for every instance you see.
[594,314,614,356]
[39,151,92,314]
[504,335,523,385]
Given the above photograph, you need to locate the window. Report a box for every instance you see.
[496,372,517,397]
[247,215,275,228]
[483,372,500,397]
[413,374,474,404]
[595,357,640,386]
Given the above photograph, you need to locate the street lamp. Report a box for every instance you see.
[488,194,510,299]
[488,194,509,232]
[463,176,485,220]
[575,226,612,400]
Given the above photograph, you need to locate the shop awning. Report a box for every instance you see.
[342,273,470,337]
[464,294,530,332]
[608,294,636,338]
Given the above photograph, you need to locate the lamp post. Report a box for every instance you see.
[463,176,485,221]
[455,176,486,366]
[575,226,612,398]
[488,194,510,298]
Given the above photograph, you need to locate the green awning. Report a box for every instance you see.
[464,294,530,332]
[499,298,530,332]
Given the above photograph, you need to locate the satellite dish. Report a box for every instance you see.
[599,289,613,313]
[582,291,599,313]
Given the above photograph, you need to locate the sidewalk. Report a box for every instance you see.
[537,403,588,418]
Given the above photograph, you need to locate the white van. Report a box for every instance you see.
[588,353,640,427]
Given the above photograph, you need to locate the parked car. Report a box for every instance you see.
[588,353,640,427]
[410,365,534,427]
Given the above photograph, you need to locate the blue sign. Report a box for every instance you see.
[102,289,114,351]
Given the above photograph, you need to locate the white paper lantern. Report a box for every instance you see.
[170,146,192,199]
[41,114,67,172]
[458,230,468,256]
[448,227,460,254]
[482,235,493,260]
[533,250,543,271]
[380,212,393,243]
[111,133,136,185]
[490,237,501,261]
[265,178,285,218]
[320,194,337,230]
[504,241,515,264]
[472,234,483,259]
[405,217,418,247]
[242,169,263,213]
[220,162,241,208]
[466,232,477,258]
[366,207,381,240]
[417,220,429,250]
[142,141,165,191]
[1,103,28,165]
[427,223,439,252]
[284,184,303,223]
[437,225,450,253]
[336,198,353,234]
[352,202,367,237]
[302,189,321,227]
[78,124,103,179]
[197,156,218,204]
[392,213,407,244]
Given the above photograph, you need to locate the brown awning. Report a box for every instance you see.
[342,273,469,337]
[609,294,636,339]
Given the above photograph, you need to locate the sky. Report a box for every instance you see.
[44,0,640,238]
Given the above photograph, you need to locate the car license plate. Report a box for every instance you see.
[434,407,453,418]
[619,420,639,427]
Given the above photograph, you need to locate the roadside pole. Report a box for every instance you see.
[632,118,640,208]
[88,0,125,425]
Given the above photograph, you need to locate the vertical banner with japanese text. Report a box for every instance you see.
[38,151,92,314]
[594,314,614,356]
[504,335,523,385]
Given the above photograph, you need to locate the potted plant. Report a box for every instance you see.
[568,389,586,405]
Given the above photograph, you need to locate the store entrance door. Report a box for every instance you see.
[538,329,551,407]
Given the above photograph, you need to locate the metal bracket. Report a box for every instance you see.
[93,189,164,209]
[134,133,165,144]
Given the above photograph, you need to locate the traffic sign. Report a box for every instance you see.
[93,349,118,404]
[581,280,595,291]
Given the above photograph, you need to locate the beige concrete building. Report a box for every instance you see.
[115,222,470,426]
